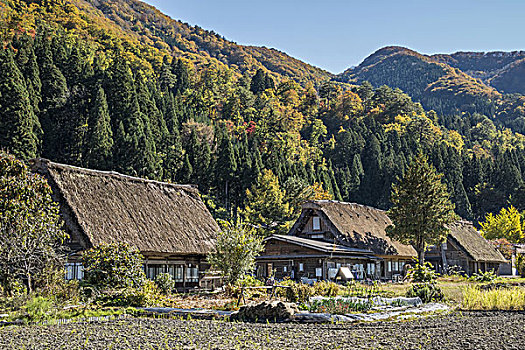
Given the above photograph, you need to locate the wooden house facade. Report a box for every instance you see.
[31,159,219,291]
[426,221,506,275]
[257,235,379,281]
[257,201,417,282]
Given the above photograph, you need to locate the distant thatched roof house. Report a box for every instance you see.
[427,221,506,275]
[31,159,218,289]
[258,200,506,281]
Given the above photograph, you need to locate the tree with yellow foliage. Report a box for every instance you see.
[479,206,525,243]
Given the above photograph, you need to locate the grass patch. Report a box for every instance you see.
[462,286,525,310]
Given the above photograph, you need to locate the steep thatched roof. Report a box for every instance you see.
[448,221,506,263]
[297,201,417,257]
[31,159,218,256]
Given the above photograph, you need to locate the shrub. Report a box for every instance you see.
[313,281,340,297]
[406,262,438,283]
[95,289,149,307]
[406,283,444,303]
[516,254,525,277]
[82,243,146,290]
[25,296,53,321]
[207,221,264,285]
[155,273,175,295]
[470,270,497,282]
[446,265,465,277]
[285,282,313,303]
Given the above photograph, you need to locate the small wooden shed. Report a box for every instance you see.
[31,158,219,290]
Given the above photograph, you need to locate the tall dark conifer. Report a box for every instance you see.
[85,87,113,170]
[0,48,41,159]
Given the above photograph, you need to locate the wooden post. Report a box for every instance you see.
[441,242,448,273]
[182,264,187,292]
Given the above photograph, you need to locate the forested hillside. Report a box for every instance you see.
[0,0,524,230]
[337,46,525,135]
[432,51,525,94]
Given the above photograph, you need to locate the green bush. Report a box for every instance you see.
[470,270,497,282]
[313,281,340,297]
[406,283,444,303]
[285,282,313,303]
[308,298,372,314]
[154,273,175,295]
[82,243,146,290]
[406,262,438,283]
[25,296,53,321]
[95,289,149,307]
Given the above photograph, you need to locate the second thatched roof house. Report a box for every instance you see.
[31,159,219,290]
[257,200,506,281]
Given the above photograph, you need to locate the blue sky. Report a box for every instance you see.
[144,0,525,74]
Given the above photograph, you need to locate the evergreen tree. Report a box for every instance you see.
[85,87,113,170]
[105,56,158,178]
[387,153,457,263]
[0,48,41,159]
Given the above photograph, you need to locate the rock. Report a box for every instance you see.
[232,301,298,322]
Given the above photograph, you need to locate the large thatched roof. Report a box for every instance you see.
[31,159,218,256]
[295,201,417,257]
[448,221,506,263]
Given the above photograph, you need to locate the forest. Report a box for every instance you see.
[0,0,524,232]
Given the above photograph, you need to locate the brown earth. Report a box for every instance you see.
[0,311,524,349]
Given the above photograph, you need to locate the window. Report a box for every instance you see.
[312,217,321,231]
[283,266,287,273]
[175,265,184,282]
[388,261,392,272]
[186,265,199,283]
[393,261,399,271]
[367,263,375,275]
[65,263,84,280]
[311,234,324,239]
[315,268,322,277]
[299,263,304,272]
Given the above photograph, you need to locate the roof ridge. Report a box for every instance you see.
[31,158,197,191]
[306,200,387,213]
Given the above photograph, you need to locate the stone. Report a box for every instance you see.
[232,301,298,322]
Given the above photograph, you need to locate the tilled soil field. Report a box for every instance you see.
[0,311,524,349]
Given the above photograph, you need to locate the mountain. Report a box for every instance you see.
[72,0,333,85]
[336,46,525,134]
[432,51,525,94]
[336,46,501,113]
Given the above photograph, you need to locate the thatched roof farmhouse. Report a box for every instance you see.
[31,159,218,289]
[427,220,506,275]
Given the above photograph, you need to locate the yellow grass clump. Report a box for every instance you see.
[462,286,525,310]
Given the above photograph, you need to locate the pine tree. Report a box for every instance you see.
[36,34,69,159]
[105,56,158,178]
[172,58,190,95]
[85,87,113,170]
[250,69,268,95]
[387,153,457,263]
[216,132,238,212]
[0,48,41,159]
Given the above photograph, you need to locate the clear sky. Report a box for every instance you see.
[144,0,525,74]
